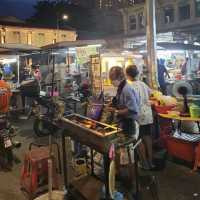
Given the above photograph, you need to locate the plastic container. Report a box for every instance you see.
[189,105,200,118]
[191,99,200,107]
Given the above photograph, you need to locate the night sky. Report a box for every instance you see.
[0,0,37,19]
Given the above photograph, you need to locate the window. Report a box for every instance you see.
[138,12,144,28]
[61,34,67,39]
[1,35,5,44]
[129,15,136,30]
[196,0,200,17]
[27,33,32,45]
[99,0,102,9]
[52,39,56,44]
[179,4,190,20]
[164,6,174,24]
[0,30,6,44]
[13,31,20,43]
[38,33,45,45]
[128,0,135,5]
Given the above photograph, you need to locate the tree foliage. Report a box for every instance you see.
[27,0,95,31]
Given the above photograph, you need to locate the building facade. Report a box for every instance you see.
[121,0,200,42]
[0,22,77,47]
[73,0,142,9]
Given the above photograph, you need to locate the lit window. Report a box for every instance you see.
[196,0,200,17]
[164,6,174,24]
[13,31,20,43]
[129,15,136,30]
[1,35,5,44]
[0,30,6,44]
[179,4,190,20]
[52,39,56,44]
[27,33,32,45]
[38,33,45,45]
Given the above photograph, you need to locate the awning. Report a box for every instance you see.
[132,42,200,51]
[0,43,41,54]
[42,40,106,50]
[157,42,200,51]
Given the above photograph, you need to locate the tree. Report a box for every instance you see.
[27,0,95,31]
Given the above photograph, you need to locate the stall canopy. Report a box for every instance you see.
[157,42,200,51]
[0,43,41,54]
[132,42,200,52]
[42,40,106,50]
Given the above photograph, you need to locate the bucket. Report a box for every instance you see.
[74,159,87,176]
[189,105,200,118]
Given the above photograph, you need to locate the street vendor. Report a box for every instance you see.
[108,66,139,136]
[32,64,41,82]
[157,58,170,95]
[126,65,154,169]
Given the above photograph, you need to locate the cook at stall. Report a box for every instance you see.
[108,66,140,136]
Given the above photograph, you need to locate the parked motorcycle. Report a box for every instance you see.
[0,116,21,169]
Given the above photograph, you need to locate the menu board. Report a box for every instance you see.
[76,46,98,65]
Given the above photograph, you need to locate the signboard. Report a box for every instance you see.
[76,46,98,64]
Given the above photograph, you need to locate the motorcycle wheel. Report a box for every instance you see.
[33,118,56,137]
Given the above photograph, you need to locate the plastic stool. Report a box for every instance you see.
[20,146,58,198]
[29,142,62,174]
[193,143,200,171]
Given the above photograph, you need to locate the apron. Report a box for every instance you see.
[113,80,136,136]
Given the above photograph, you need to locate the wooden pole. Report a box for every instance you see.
[51,52,55,96]
[146,0,158,89]
[17,55,20,85]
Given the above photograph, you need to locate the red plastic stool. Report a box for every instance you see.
[193,143,200,171]
[20,146,59,198]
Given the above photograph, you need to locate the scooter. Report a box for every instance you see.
[0,115,21,169]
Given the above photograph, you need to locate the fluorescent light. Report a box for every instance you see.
[87,44,102,47]
[194,42,200,46]
[1,58,17,64]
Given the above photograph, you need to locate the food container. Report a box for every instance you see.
[154,105,175,114]
[189,105,200,118]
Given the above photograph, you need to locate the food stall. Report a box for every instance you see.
[156,42,200,95]
[41,40,106,97]
[38,40,145,199]
[0,43,40,85]
[0,43,40,112]
[41,40,145,98]
[151,86,200,170]
[91,50,144,96]
[129,42,200,169]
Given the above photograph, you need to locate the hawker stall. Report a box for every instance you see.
[60,114,142,200]
[41,40,106,98]
[0,44,40,113]
[21,41,144,200]
[41,40,144,98]
[151,86,200,170]
[91,50,144,96]
[156,42,200,96]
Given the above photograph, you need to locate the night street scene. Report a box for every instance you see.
[0,0,200,200]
